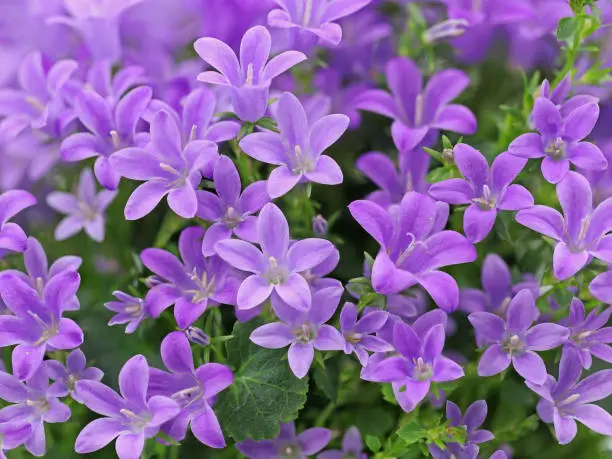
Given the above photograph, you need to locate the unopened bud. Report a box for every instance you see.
[186,326,210,346]
[312,215,328,236]
[442,148,455,163]
[423,19,469,43]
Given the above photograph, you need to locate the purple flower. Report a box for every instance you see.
[267,0,373,53]
[429,145,533,243]
[0,422,31,459]
[195,26,307,122]
[46,349,104,403]
[318,426,366,459]
[0,270,83,380]
[105,291,150,334]
[516,171,612,280]
[237,422,332,459]
[469,289,569,384]
[349,192,476,311]
[83,60,146,108]
[356,57,476,151]
[0,189,37,256]
[141,226,240,329]
[362,310,464,413]
[563,297,612,369]
[356,149,430,208]
[428,400,494,459]
[239,91,348,198]
[301,248,343,293]
[250,286,345,378]
[590,270,612,304]
[197,155,270,256]
[508,98,606,183]
[111,110,218,219]
[526,348,612,445]
[148,331,233,447]
[215,203,335,311]
[0,366,71,457]
[339,302,392,366]
[75,355,181,459]
[443,0,534,26]
[61,85,152,190]
[46,168,117,242]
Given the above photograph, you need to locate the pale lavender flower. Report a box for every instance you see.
[239,91,348,198]
[237,422,332,458]
[105,291,150,334]
[250,286,345,378]
[429,145,533,243]
[215,203,335,311]
[469,289,569,384]
[46,349,104,403]
[83,60,146,108]
[0,189,37,257]
[0,422,31,459]
[300,248,343,293]
[339,302,392,366]
[75,355,180,459]
[590,270,612,304]
[195,26,307,122]
[46,168,116,242]
[318,426,366,459]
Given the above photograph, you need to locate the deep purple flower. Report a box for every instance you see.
[516,171,612,280]
[239,91,348,198]
[0,366,71,456]
[46,349,104,403]
[429,145,533,243]
[237,422,332,459]
[363,310,463,413]
[339,302,392,366]
[318,426,366,459]
[105,291,150,334]
[356,57,476,151]
[526,347,612,445]
[197,155,269,256]
[61,85,152,190]
[0,270,83,380]
[148,331,233,447]
[428,400,494,459]
[194,26,307,122]
[75,355,180,459]
[141,226,239,329]
[46,168,117,242]
[216,203,335,311]
[469,289,569,384]
[0,421,31,459]
[349,192,476,311]
[563,297,612,369]
[250,286,345,378]
[111,110,218,219]
[508,98,606,183]
[0,189,37,257]
[268,0,373,53]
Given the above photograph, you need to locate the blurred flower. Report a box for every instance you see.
[46,349,104,403]
[105,291,149,334]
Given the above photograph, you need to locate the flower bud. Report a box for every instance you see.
[423,19,469,43]
[312,215,328,236]
[186,326,210,346]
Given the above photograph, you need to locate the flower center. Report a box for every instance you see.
[109,130,122,150]
[572,330,593,346]
[26,396,50,415]
[344,331,362,344]
[291,145,314,175]
[546,138,565,159]
[396,232,426,267]
[29,311,58,346]
[293,323,316,343]
[412,357,433,381]
[124,300,143,318]
[558,393,580,408]
[224,207,243,229]
[26,96,45,113]
[245,63,255,86]
[67,374,78,391]
[186,269,216,303]
[120,408,151,432]
[77,200,98,222]
[265,257,288,285]
[472,184,496,210]
[171,385,204,409]
[503,334,525,355]
[159,162,188,188]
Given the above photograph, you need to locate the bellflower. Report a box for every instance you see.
[215,203,335,311]
[197,155,270,256]
[428,400,494,459]
[105,291,150,334]
[508,98,606,183]
[148,331,233,447]
[141,227,240,329]
[84,60,146,108]
[362,315,464,413]
[239,91,348,198]
[469,289,569,384]
[526,348,612,445]
[563,298,612,369]
[46,168,116,242]
[111,110,219,219]
[0,422,31,459]
[590,270,612,304]
[349,192,476,311]
[318,426,366,459]
[46,349,104,403]
[194,26,307,122]
[75,355,181,459]
[267,0,373,53]
[300,248,343,292]
[250,286,345,378]
[516,171,612,280]
[429,145,533,243]
[237,422,332,459]
[339,302,392,366]
[0,367,71,457]
[356,57,476,151]
[0,189,37,257]
[61,85,152,190]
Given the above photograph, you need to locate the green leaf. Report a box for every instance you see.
[256,117,280,132]
[396,418,427,445]
[214,111,240,120]
[426,167,453,183]
[313,356,340,402]
[557,17,580,42]
[154,212,189,247]
[423,147,442,162]
[215,320,309,441]
[381,383,398,405]
[365,435,382,453]
[237,123,254,140]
